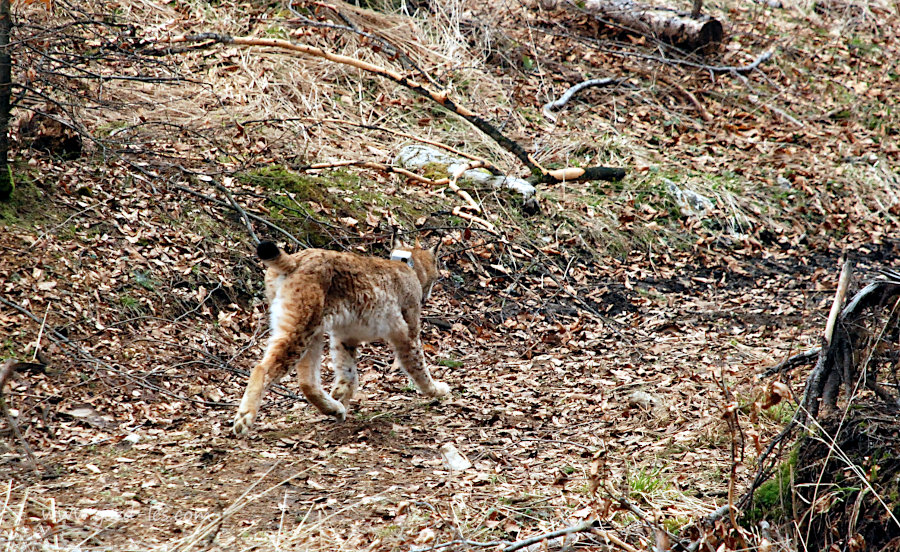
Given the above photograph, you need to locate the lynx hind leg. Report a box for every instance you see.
[389,331,450,398]
[330,339,359,408]
[296,333,347,421]
[234,334,301,437]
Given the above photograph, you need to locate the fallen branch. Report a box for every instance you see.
[720,49,775,75]
[451,206,497,233]
[449,162,486,212]
[411,519,613,552]
[656,73,713,121]
[542,77,628,121]
[172,183,304,247]
[761,347,820,377]
[286,1,442,89]
[0,359,42,474]
[162,33,625,185]
[581,0,724,52]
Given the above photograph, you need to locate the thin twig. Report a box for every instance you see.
[761,347,820,377]
[214,181,260,245]
[31,303,50,362]
[0,297,233,408]
[685,505,733,552]
[539,27,776,76]
[505,519,600,552]
[300,159,439,186]
[412,519,607,552]
[611,493,688,549]
[656,73,713,121]
[175,460,315,552]
[542,77,628,121]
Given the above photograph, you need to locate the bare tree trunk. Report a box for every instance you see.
[584,0,723,52]
[0,0,11,201]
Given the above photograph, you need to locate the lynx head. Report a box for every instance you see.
[393,237,442,301]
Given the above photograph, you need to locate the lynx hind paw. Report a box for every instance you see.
[331,385,355,407]
[431,381,451,397]
[233,410,255,437]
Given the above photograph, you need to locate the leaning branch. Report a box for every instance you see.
[162,33,625,185]
[214,181,260,245]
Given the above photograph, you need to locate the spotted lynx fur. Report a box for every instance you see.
[233,240,449,436]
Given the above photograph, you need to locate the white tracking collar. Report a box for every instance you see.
[390,249,414,268]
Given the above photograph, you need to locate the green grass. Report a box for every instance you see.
[745,447,798,524]
[118,294,146,315]
[763,401,797,424]
[236,165,428,247]
[0,171,49,228]
[628,466,669,496]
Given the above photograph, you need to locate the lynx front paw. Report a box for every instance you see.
[431,381,451,397]
[331,402,347,422]
[233,410,256,437]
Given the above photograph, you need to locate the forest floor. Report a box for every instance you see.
[2,0,899,550]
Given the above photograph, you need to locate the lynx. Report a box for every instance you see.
[233,239,450,436]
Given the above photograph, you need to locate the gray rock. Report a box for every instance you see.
[664,179,714,217]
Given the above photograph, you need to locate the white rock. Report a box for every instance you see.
[627,390,660,409]
[116,433,141,450]
[79,508,122,522]
[439,443,472,472]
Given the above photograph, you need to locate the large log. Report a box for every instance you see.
[584,0,723,52]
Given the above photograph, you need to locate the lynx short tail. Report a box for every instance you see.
[257,241,297,274]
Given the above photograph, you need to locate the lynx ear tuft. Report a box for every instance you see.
[257,241,280,260]
[430,239,442,257]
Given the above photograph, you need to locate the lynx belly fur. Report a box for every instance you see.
[233,240,450,436]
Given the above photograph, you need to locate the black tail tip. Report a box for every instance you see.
[257,241,280,260]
